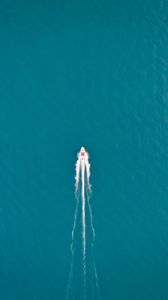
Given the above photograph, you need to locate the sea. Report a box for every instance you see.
[0,0,168,299]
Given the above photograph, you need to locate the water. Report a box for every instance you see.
[0,0,168,299]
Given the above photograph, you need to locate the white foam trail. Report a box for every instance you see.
[75,158,80,197]
[81,159,87,299]
[85,157,91,193]
[86,193,95,242]
[65,196,80,300]
[66,147,100,300]
[93,258,101,300]
[86,193,100,299]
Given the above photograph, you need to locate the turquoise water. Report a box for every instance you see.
[0,0,168,299]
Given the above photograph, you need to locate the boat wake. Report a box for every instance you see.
[65,147,100,300]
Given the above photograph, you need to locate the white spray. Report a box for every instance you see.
[66,147,100,300]
[75,147,90,299]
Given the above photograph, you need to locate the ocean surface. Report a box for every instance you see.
[0,0,168,299]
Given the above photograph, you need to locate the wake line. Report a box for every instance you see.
[86,193,101,299]
[65,147,100,300]
[81,159,87,299]
[65,196,80,300]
